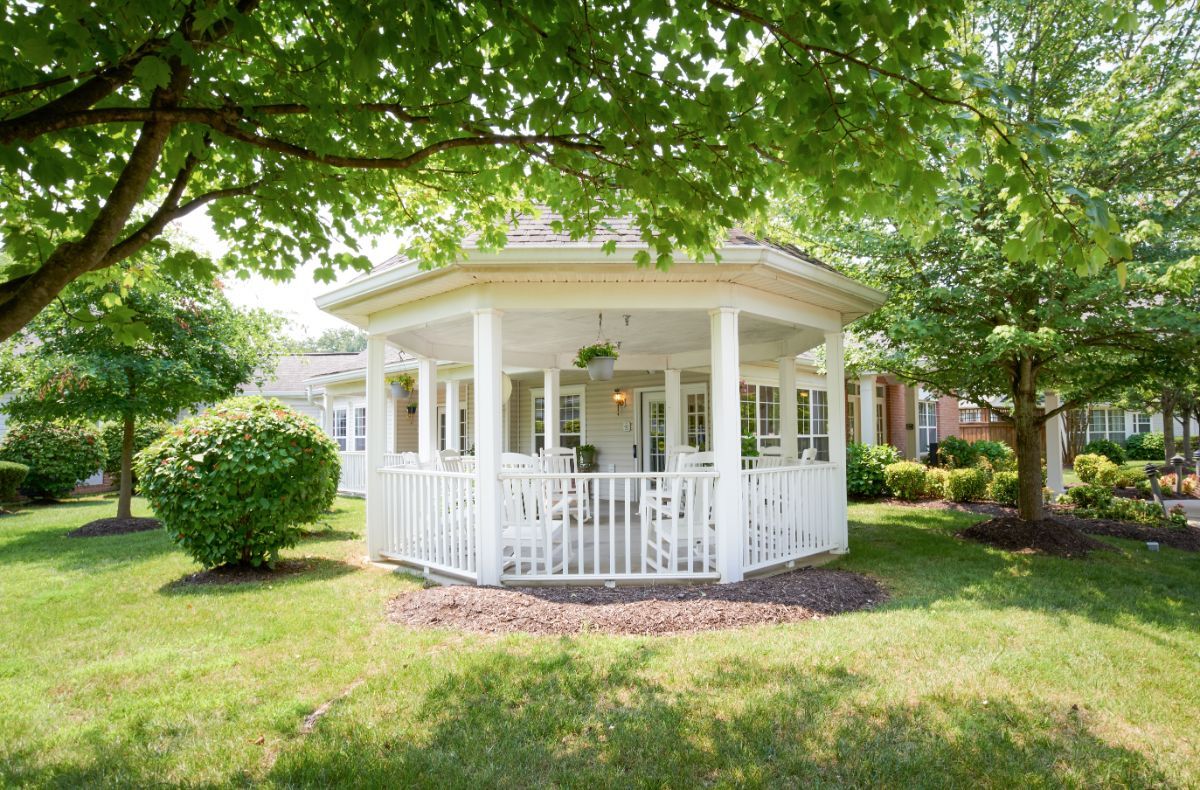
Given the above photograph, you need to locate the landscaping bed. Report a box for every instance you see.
[388,567,885,636]
[960,517,1113,558]
[66,516,160,538]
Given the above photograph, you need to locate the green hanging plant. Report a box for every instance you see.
[573,341,619,368]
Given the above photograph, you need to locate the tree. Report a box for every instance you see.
[1118,345,1200,462]
[809,0,1200,522]
[0,1,1121,341]
[0,261,282,520]
[295,327,367,354]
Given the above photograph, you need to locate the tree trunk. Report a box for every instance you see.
[117,413,135,519]
[1163,389,1177,462]
[1012,357,1044,521]
[1181,403,1193,462]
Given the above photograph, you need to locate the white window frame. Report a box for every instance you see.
[875,384,887,446]
[797,387,830,460]
[530,385,587,452]
[352,405,367,452]
[917,400,938,457]
[1087,407,1125,444]
[332,407,348,451]
[438,405,469,451]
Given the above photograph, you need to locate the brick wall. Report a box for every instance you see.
[936,395,960,444]
[886,383,910,456]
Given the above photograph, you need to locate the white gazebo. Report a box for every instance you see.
[316,219,885,586]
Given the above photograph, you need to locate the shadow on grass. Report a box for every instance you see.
[157,557,359,596]
[842,504,1200,636]
[0,525,177,571]
[297,528,359,544]
[260,647,1166,786]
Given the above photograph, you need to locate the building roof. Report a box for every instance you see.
[367,213,835,277]
[246,350,407,394]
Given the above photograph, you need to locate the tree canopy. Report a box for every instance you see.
[0,260,283,517]
[808,0,1200,520]
[0,0,1125,340]
[295,327,367,354]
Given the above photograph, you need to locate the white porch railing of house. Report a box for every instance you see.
[378,467,477,581]
[498,471,720,584]
[742,463,839,573]
[338,451,407,495]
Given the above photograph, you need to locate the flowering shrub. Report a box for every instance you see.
[0,422,105,499]
[846,442,901,498]
[883,461,927,501]
[136,397,340,568]
[1158,474,1198,496]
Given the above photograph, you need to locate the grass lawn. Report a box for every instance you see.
[1062,459,1146,487]
[2,495,1199,786]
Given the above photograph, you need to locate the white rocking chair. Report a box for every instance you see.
[540,446,590,522]
[641,452,717,573]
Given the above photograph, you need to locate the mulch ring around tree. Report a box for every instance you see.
[388,568,886,636]
[960,517,1114,558]
[66,516,160,538]
[888,499,1200,554]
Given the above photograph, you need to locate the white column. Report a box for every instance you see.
[710,308,743,583]
[543,368,560,451]
[664,368,681,452]
[825,331,849,553]
[778,356,798,460]
[445,380,461,452]
[1045,391,1065,493]
[417,356,438,464]
[322,391,333,436]
[903,385,919,460]
[473,309,504,586]
[859,374,877,446]
[364,336,387,560]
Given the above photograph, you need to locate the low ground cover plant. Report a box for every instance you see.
[0,422,106,500]
[137,397,340,568]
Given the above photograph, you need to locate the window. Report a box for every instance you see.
[875,386,887,446]
[757,385,780,448]
[332,408,348,451]
[1133,412,1152,434]
[438,406,468,451]
[686,390,709,450]
[532,387,585,453]
[960,408,982,424]
[353,406,366,451]
[917,401,938,457]
[798,388,829,460]
[847,397,857,442]
[1087,408,1125,444]
[990,409,1005,423]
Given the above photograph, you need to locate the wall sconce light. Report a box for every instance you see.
[612,389,627,415]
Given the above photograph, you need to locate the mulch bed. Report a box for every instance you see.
[960,517,1114,558]
[66,516,160,538]
[166,558,327,588]
[388,568,885,636]
[1051,513,1200,552]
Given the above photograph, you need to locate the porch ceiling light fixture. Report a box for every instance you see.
[612,389,627,415]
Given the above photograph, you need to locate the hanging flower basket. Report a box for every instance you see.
[388,373,415,399]
[574,342,619,381]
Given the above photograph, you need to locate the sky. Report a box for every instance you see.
[174,209,401,341]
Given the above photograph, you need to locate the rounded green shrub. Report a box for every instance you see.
[846,442,901,498]
[988,470,1020,506]
[0,422,106,500]
[136,397,341,569]
[1125,432,1164,461]
[883,461,927,501]
[973,440,1015,470]
[1082,438,1126,465]
[936,435,977,469]
[945,467,989,502]
[1063,484,1115,510]
[923,467,949,499]
[0,460,29,502]
[100,420,172,479]
[1072,453,1119,486]
[1114,467,1145,489]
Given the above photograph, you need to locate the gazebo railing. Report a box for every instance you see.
[378,466,477,581]
[338,451,407,495]
[742,463,839,572]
